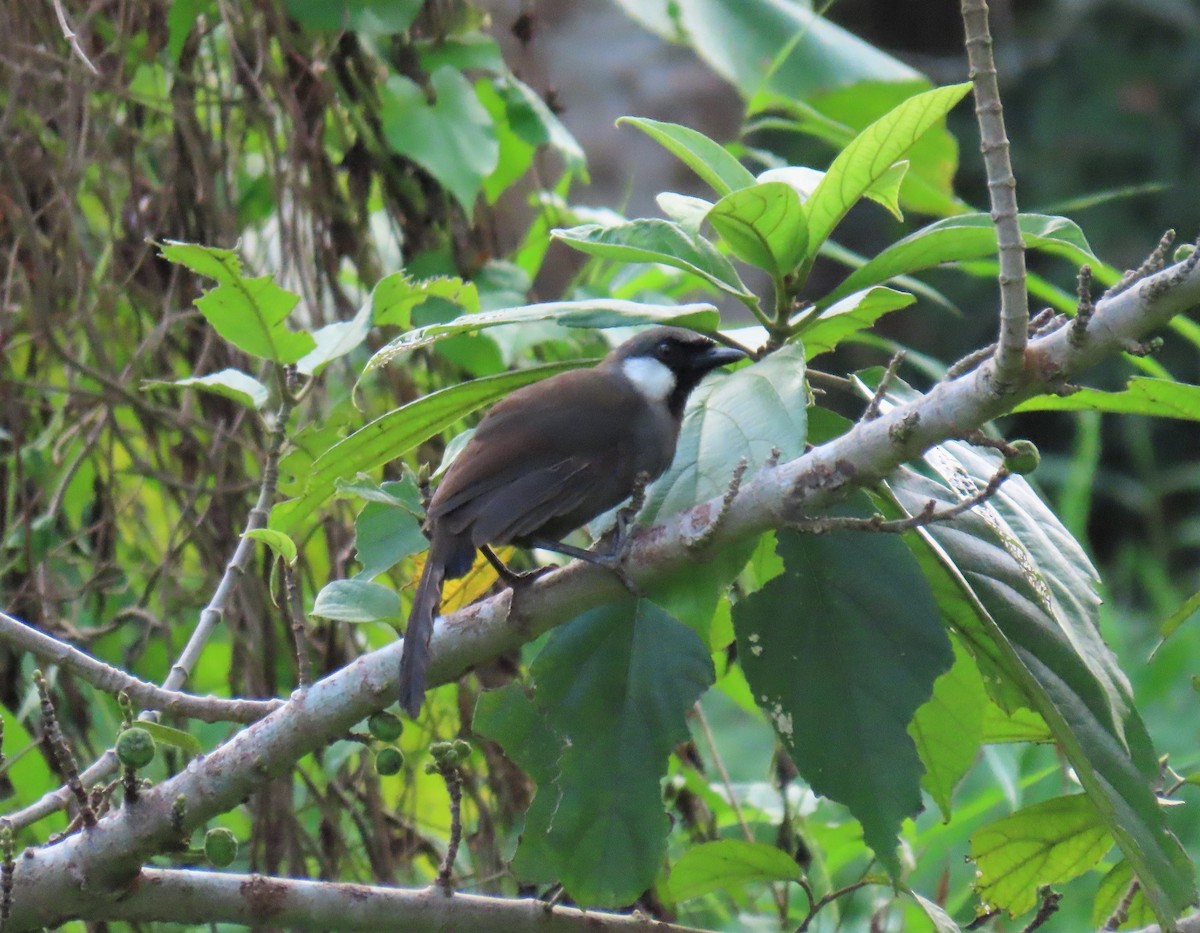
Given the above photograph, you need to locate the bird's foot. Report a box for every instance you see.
[481,544,557,589]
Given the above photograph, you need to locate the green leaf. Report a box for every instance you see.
[910,892,964,933]
[511,599,714,906]
[415,33,506,74]
[353,479,426,579]
[243,529,298,565]
[982,704,1053,744]
[371,272,480,329]
[143,369,269,410]
[311,579,400,623]
[879,423,1196,925]
[137,721,203,756]
[1092,860,1154,931]
[642,342,808,524]
[553,220,754,301]
[282,0,421,33]
[734,517,954,877]
[496,76,586,172]
[364,299,718,376]
[617,117,756,196]
[909,636,987,820]
[1155,588,1200,648]
[821,214,1099,309]
[1015,378,1200,422]
[614,0,919,101]
[864,159,909,220]
[800,286,915,359]
[804,83,972,253]
[970,794,1112,916]
[669,839,802,901]
[298,312,372,377]
[270,361,582,535]
[379,66,499,216]
[158,241,315,363]
[707,182,807,277]
[656,192,714,234]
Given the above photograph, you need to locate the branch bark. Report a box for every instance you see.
[2,249,1198,929]
[39,868,710,932]
[962,0,1030,393]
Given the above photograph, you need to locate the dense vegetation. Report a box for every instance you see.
[1,1,1198,931]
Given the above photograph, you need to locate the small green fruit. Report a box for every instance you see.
[375,747,404,776]
[452,739,471,761]
[368,711,404,742]
[1004,439,1040,475]
[116,727,156,769]
[204,827,238,867]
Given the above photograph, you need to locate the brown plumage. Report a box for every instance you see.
[398,327,744,716]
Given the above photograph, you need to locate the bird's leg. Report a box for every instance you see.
[481,544,556,587]
[525,537,643,597]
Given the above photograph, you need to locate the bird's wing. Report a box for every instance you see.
[428,368,640,520]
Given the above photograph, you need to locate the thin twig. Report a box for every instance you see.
[1105,229,1176,299]
[962,0,1029,393]
[793,467,1010,535]
[861,352,906,422]
[1104,880,1141,931]
[33,671,95,830]
[50,0,100,75]
[283,562,311,688]
[1070,265,1094,347]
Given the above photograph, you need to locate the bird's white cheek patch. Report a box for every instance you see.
[622,357,676,401]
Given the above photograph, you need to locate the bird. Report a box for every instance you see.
[398,326,746,716]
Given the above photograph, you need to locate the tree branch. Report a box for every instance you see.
[0,611,282,724]
[43,867,711,932]
[962,0,1030,393]
[3,247,1198,927]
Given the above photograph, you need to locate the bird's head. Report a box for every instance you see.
[605,326,746,418]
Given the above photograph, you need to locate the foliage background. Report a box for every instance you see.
[0,0,1198,930]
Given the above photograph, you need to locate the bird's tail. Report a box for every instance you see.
[399,547,446,718]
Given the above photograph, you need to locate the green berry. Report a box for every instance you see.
[375,747,405,775]
[1004,439,1040,475]
[116,727,156,769]
[1174,243,1196,263]
[204,827,238,867]
[368,711,404,742]
[452,739,471,761]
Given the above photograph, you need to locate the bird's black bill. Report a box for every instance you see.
[691,345,747,372]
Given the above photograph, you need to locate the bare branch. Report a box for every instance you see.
[961,0,1029,393]
[0,612,282,724]
[49,0,99,75]
[33,867,713,932]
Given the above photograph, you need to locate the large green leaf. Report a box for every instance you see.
[820,214,1099,309]
[804,83,972,254]
[669,839,802,901]
[707,181,807,277]
[613,0,920,100]
[734,519,954,877]
[617,117,756,196]
[553,219,754,301]
[642,342,808,524]
[909,636,987,820]
[508,599,715,906]
[352,478,426,580]
[270,361,583,534]
[1015,377,1200,422]
[882,437,1195,926]
[970,794,1112,916]
[363,298,718,376]
[799,286,915,359]
[158,241,315,363]
[379,66,499,216]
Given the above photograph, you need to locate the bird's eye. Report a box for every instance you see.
[655,339,673,360]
